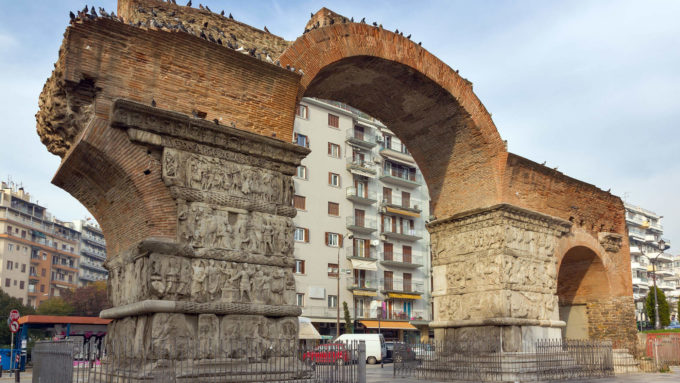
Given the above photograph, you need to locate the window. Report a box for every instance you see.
[7,243,13,252]
[21,264,26,273]
[328,295,338,308]
[294,260,305,274]
[293,195,306,210]
[328,143,341,158]
[19,281,24,290]
[328,113,339,128]
[353,238,369,258]
[403,246,412,263]
[383,187,392,204]
[296,165,308,180]
[41,268,46,277]
[6,225,11,234]
[294,133,309,148]
[328,263,339,277]
[4,278,10,287]
[296,104,308,119]
[325,232,342,247]
[296,293,305,306]
[401,143,409,154]
[384,242,394,261]
[6,260,12,270]
[328,172,340,187]
[40,284,45,293]
[294,227,309,243]
[328,202,340,216]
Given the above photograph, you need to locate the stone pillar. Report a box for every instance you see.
[429,204,572,351]
[89,100,309,370]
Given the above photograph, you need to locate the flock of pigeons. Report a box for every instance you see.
[68,0,424,72]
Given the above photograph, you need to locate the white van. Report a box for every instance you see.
[335,333,386,364]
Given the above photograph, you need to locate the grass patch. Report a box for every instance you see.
[641,329,680,334]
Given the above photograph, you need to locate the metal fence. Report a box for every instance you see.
[394,338,614,382]
[32,338,366,383]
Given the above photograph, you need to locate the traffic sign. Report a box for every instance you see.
[9,320,19,333]
[9,309,20,321]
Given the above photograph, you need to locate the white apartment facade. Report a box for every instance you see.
[292,98,432,342]
[625,203,678,323]
[71,219,108,286]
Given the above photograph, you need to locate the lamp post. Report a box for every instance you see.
[642,239,666,330]
[337,245,341,338]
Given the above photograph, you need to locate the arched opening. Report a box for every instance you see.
[557,246,611,339]
[280,23,508,219]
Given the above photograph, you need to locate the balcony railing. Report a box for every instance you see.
[380,278,425,294]
[301,306,339,318]
[345,187,377,205]
[346,128,377,148]
[81,247,107,261]
[381,251,423,268]
[379,168,421,188]
[346,157,377,175]
[345,245,377,260]
[382,227,422,241]
[346,216,377,233]
[81,261,108,274]
[346,276,379,291]
[380,194,422,211]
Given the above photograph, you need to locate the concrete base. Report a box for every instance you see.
[434,324,564,352]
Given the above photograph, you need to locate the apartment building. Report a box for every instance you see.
[0,181,81,307]
[625,203,678,323]
[71,219,108,285]
[292,98,432,342]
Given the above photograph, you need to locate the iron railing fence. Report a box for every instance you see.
[394,339,615,382]
[32,338,367,383]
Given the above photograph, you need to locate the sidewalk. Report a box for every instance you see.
[368,364,680,383]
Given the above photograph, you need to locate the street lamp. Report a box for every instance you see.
[642,239,666,329]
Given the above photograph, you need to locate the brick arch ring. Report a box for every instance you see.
[279,22,509,217]
[554,228,614,296]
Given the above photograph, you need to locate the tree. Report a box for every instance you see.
[0,288,35,347]
[343,301,353,334]
[37,297,74,316]
[61,281,110,317]
[645,286,670,327]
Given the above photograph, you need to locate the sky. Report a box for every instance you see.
[0,0,678,250]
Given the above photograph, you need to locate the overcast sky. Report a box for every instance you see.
[0,0,678,251]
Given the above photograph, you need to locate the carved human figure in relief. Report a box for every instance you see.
[230,263,253,302]
[263,219,275,254]
[191,260,207,300]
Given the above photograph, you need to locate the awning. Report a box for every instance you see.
[353,290,377,297]
[359,320,417,330]
[384,206,420,218]
[387,293,422,300]
[298,317,322,340]
[351,258,377,271]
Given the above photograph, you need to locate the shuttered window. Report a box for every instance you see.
[324,232,343,247]
[293,195,306,210]
[328,113,339,128]
[328,202,340,216]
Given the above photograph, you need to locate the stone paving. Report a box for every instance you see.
[367,364,680,383]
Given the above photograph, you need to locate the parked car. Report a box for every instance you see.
[302,343,351,365]
[385,342,416,363]
[335,333,386,364]
[412,343,435,360]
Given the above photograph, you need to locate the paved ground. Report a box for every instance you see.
[3,366,679,382]
[368,364,680,383]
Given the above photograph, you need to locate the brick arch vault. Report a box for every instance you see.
[34,0,637,364]
[279,23,507,218]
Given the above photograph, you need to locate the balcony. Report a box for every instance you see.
[81,261,108,274]
[379,168,421,188]
[380,195,422,218]
[631,261,647,271]
[79,274,99,282]
[82,234,106,247]
[301,306,339,319]
[81,247,107,261]
[382,227,422,242]
[345,245,378,261]
[632,276,649,286]
[346,157,377,177]
[380,278,425,295]
[379,145,416,165]
[346,187,377,205]
[346,216,377,234]
[381,251,423,269]
[346,276,379,292]
[346,128,377,149]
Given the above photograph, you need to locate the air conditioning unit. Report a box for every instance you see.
[376,137,384,143]
[371,240,380,247]
[414,205,420,210]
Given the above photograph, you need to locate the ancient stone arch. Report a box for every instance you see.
[35,0,637,371]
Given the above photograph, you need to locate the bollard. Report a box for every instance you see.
[358,341,366,383]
